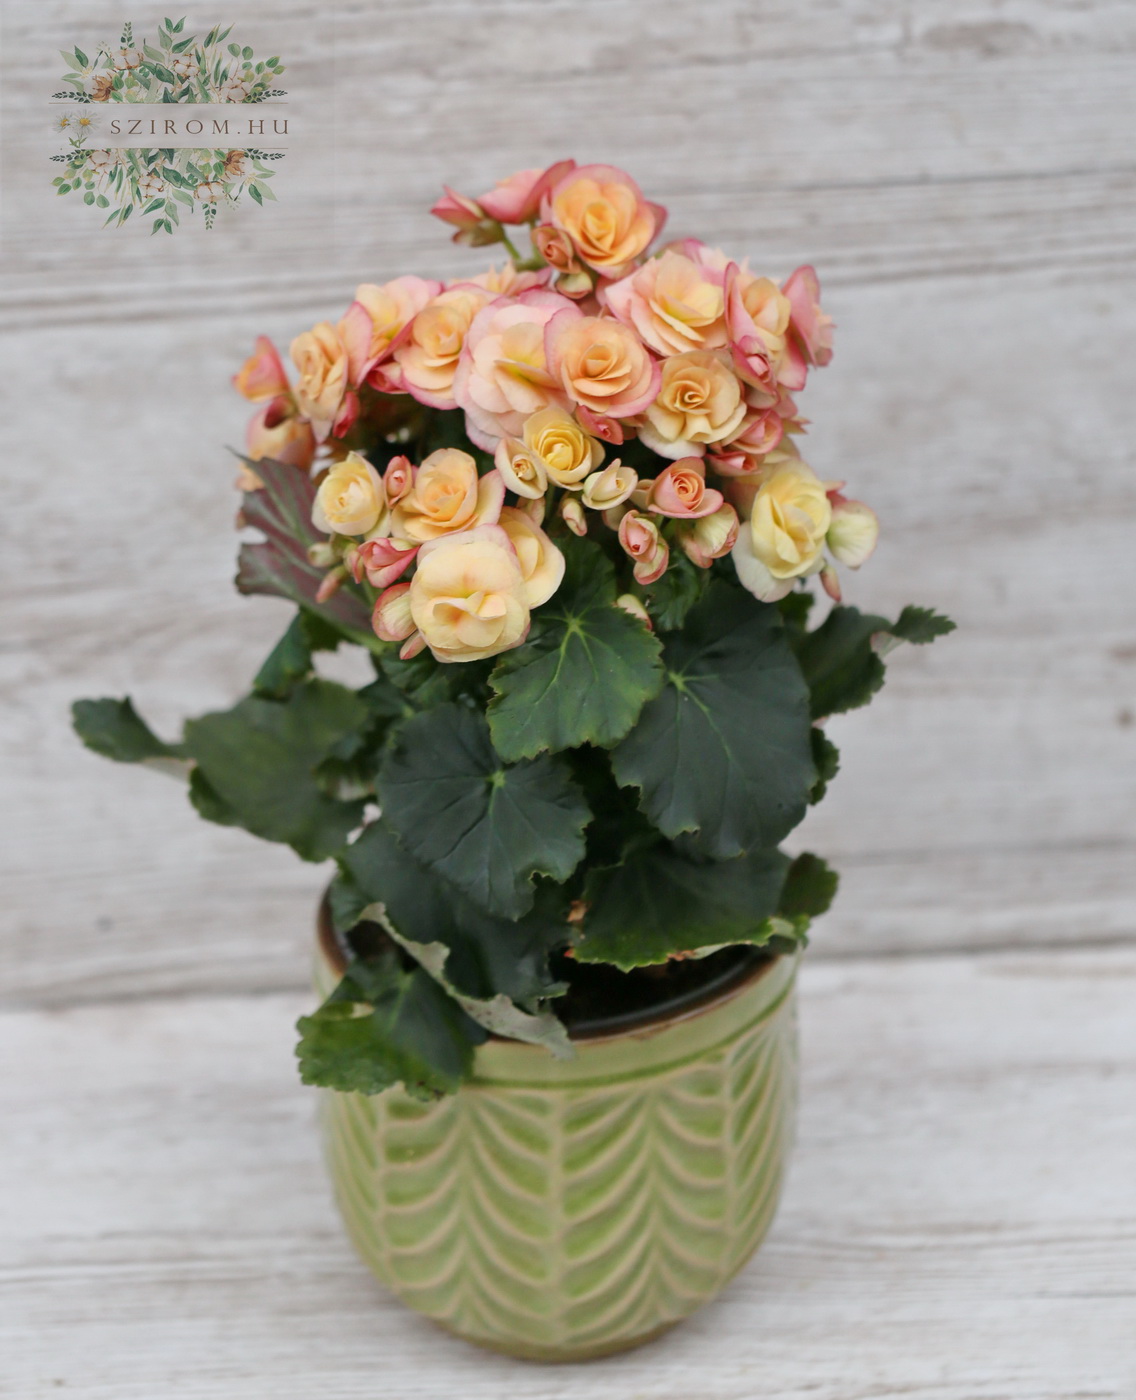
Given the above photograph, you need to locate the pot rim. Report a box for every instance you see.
[317,894,786,1048]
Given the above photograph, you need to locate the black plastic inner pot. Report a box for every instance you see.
[320,898,773,1042]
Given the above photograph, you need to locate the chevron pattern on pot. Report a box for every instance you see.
[317,952,799,1362]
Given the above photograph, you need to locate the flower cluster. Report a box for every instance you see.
[233,160,877,664]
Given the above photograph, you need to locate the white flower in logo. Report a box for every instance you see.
[138,173,167,200]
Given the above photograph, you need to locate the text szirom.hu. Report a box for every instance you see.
[106,116,289,137]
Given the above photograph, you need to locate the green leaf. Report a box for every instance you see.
[377,705,590,919]
[612,582,815,858]
[72,696,186,768]
[487,535,664,760]
[576,840,792,970]
[235,456,376,645]
[74,46,89,67]
[777,852,839,920]
[252,610,342,700]
[296,950,485,1099]
[889,605,957,646]
[337,822,571,1053]
[793,605,888,718]
[182,679,368,861]
[187,767,240,826]
[634,550,707,632]
[809,727,840,804]
[248,183,263,206]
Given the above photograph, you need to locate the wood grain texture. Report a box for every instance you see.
[3,948,1133,1396]
[2,0,1135,1001]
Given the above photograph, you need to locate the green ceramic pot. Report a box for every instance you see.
[314,913,800,1362]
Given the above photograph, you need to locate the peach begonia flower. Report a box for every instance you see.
[453,291,579,449]
[233,336,290,402]
[533,224,592,299]
[290,321,350,441]
[469,263,552,296]
[542,164,666,277]
[393,284,494,411]
[312,452,387,539]
[389,449,505,544]
[731,458,832,603]
[782,265,834,368]
[710,403,786,475]
[603,247,728,356]
[494,438,547,500]
[372,582,424,660]
[677,502,739,569]
[724,265,806,395]
[337,275,441,388]
[639,350,746,459]
[644,456,725,520]
[826,493,879,568]
[429,187,500,247]
[245,395,316,471]
[498,506,566,607]
[522,406,604,487]
[477,160,575,224]
[383,455,414,507]
[350,537,419,590]
[618,510,669,585]
[409,525,532,663]
[581,461,638,511]
[560,496,588,536]
[545,313,659,420]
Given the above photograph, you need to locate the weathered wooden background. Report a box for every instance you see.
[2,1,1134,1395]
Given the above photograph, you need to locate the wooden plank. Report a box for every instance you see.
[2,948,1133,1396]
[4,0,1136,326]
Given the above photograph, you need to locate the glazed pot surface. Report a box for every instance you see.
[315,927,799,1362]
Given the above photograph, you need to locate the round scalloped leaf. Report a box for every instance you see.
[377,704,590,920]
[611,582,815,858]
[487,536,664,760]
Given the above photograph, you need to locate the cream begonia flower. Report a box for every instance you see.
[731,459,832,602]
[312,452,387,538]
[409,525,531,663]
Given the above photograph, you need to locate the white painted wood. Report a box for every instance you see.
[2,948,1133,1396]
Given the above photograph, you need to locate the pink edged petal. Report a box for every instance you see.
[352,538,419,589]
[338,301,375,385]
[232,335,290,401]
[372,582,416,642]
[474,468,506,525]
[633,543,669,586]
[399,631,427,660]
[777,337,808,392]
[645,200,668,244]
[820,564,842,602]
[331,389,360,439]
[576,405,625,444]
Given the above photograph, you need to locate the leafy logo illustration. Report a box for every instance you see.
[50,17,287,232]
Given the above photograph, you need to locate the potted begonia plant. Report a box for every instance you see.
[74,160,952,1362]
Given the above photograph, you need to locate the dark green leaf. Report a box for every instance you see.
[611,582,815,857]
[296,950,485,1099]
[338,822,571,1050]
[576,840,792,970]
[74,46,88,67]
[793,605,890,719]
[187,767,240,826]
[488,535,664,760]
[252,610,342,700]
[634,550,707,631]
[809,727,840,804]
[890,605,957,646]
[235,456,376,645]
[777,852,839,920]
[248,183,263,206]
[377,705,590,919]
[72,697,185,764]
[183,679,368,861]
